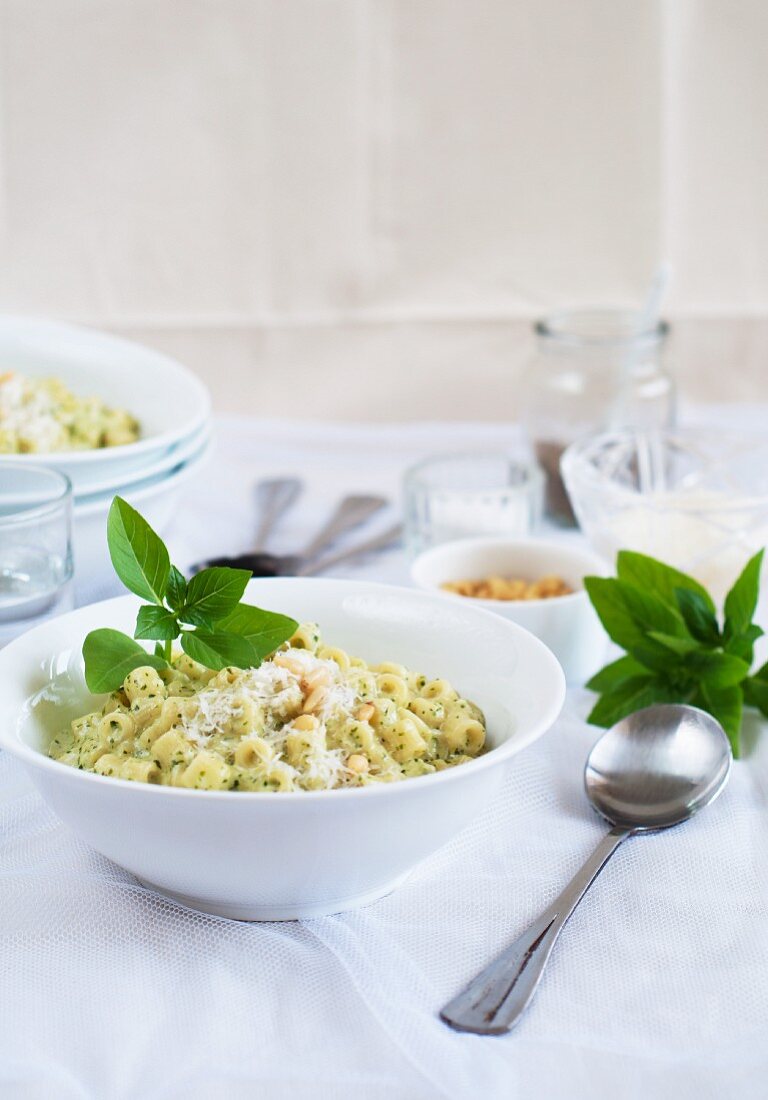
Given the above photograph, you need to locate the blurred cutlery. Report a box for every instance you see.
[194,488,388,576]
[298,522,403,576]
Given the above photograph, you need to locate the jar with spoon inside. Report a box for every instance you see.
[523,308,675,525]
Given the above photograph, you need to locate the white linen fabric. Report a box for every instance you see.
[1,416,767,1100]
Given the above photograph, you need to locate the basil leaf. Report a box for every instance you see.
[744,677,768,719]
[585,548,765,753]
[584,575,655,652]
[617,551,715,612]
[135,605,179,641]
[107,496,170,605]
[215,603,298,660]
[723,550,764,640]
[647,632,701,657]
[583,577,682,671]
[166,566,188,612]
[180,629,260,670]
[725,622,764,664]
[182,609,216,630]
[82,629,166,694]
[618,582,687,637]
[587,677,680,729]
[182,567,251,623]
[701,682,743,756]
[684,650,751,688]
[750,659,768,683]
[585,655,649,693]
[674,588,720,644]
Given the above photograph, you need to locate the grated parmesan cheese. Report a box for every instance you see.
[177,651,356,785]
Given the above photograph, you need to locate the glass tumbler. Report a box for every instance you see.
[0,463,74,646]
[404,452,544,556]
[523,308,675,525]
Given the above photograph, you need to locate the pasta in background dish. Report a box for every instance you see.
[49,624,487,791]
[0,372,139,453]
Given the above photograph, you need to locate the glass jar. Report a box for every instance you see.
[523,308,675,524]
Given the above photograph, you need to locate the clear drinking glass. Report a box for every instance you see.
[0,464,74,646]
[523,308,675,525]
[404,452,544,556]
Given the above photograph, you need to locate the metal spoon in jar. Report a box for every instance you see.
[440,704,732,1035]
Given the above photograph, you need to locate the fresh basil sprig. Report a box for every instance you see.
[82,497,298,694]
[585,549,766,756]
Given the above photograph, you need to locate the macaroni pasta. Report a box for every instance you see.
[49,624,487,791]
[0,372,139,453]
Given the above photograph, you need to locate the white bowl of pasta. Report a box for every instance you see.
[0,316,210,491]
[0,578,565,920]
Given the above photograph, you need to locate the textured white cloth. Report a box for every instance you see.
[2,416,767,1100]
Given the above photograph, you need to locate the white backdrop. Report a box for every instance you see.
[0,0,766,416]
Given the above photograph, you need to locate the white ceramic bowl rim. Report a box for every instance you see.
[71,436,213,515]
[411,536,607,607]
[0,579,566,804]
[72,426,213,505]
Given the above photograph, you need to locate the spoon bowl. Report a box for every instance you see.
[585,704,732,831]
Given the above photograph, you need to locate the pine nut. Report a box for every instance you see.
[273,653,305,676]
[293,714,319,731]
[302,686,328,714]
[347,754,369,774]
[303,666,331,691]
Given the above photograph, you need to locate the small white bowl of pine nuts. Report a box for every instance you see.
[411,537,609,683]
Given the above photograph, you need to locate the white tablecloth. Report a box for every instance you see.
[2,416,767,1100]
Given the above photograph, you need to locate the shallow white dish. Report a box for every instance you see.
[73,436,213,582]
[73,422,212,502]
[0,316,210,490]
[411,537,609,683]
[0,578,565,920]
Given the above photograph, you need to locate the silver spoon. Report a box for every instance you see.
[194,483,388,575]
[193,477,302,573]
[440,704,732,1036]
[297,522,403,576]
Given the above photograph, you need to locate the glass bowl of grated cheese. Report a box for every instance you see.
[561,428,768,605]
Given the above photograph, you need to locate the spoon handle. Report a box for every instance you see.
[253,478,303,551]
[440,824,631,1035]
[299,495,388,562]
[297,523,403,576]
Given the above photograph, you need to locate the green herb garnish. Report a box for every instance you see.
[82,497,298,693]
[585,549,767,756]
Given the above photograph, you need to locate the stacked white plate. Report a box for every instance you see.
[0,317,212,582]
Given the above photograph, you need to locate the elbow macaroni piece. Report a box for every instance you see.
[49,624,487,792]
